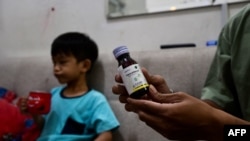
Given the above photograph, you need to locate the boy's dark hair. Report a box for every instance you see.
[51,32,98,70]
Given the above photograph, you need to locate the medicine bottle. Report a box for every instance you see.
[113,46,149,99]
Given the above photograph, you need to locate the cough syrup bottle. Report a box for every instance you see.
[113,46,149,99]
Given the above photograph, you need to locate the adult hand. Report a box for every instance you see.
[112,68,172,105]
[127,85,222,141]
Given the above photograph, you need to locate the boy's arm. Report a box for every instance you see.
[94,131,113,141]
[32,114,45,129]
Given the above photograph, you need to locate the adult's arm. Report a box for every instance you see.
[127,85,250,141]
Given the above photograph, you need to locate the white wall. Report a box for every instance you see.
[0,0,248,57]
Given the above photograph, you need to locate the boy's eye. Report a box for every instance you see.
[59,60,67,64]
[53,60,67,66]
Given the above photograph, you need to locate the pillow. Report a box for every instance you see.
[0,87,41,141]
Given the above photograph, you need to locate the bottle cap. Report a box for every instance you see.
[113,46,129,58]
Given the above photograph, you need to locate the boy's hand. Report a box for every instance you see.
[17,97,29,114]
[17,97,45,129]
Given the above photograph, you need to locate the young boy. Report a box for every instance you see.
[19,32,120,141]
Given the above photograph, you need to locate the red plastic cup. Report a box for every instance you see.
[27,91,51,115]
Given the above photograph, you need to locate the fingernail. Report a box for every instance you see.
[127,98,132,103]
[149,85,157,94]
[115,74,120,78]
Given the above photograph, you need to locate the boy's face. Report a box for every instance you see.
[52,53,84,84]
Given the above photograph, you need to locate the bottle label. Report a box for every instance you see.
[118,64,148,95]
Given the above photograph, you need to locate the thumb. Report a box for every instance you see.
[148,85,182,103]
[147,84,166,102]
